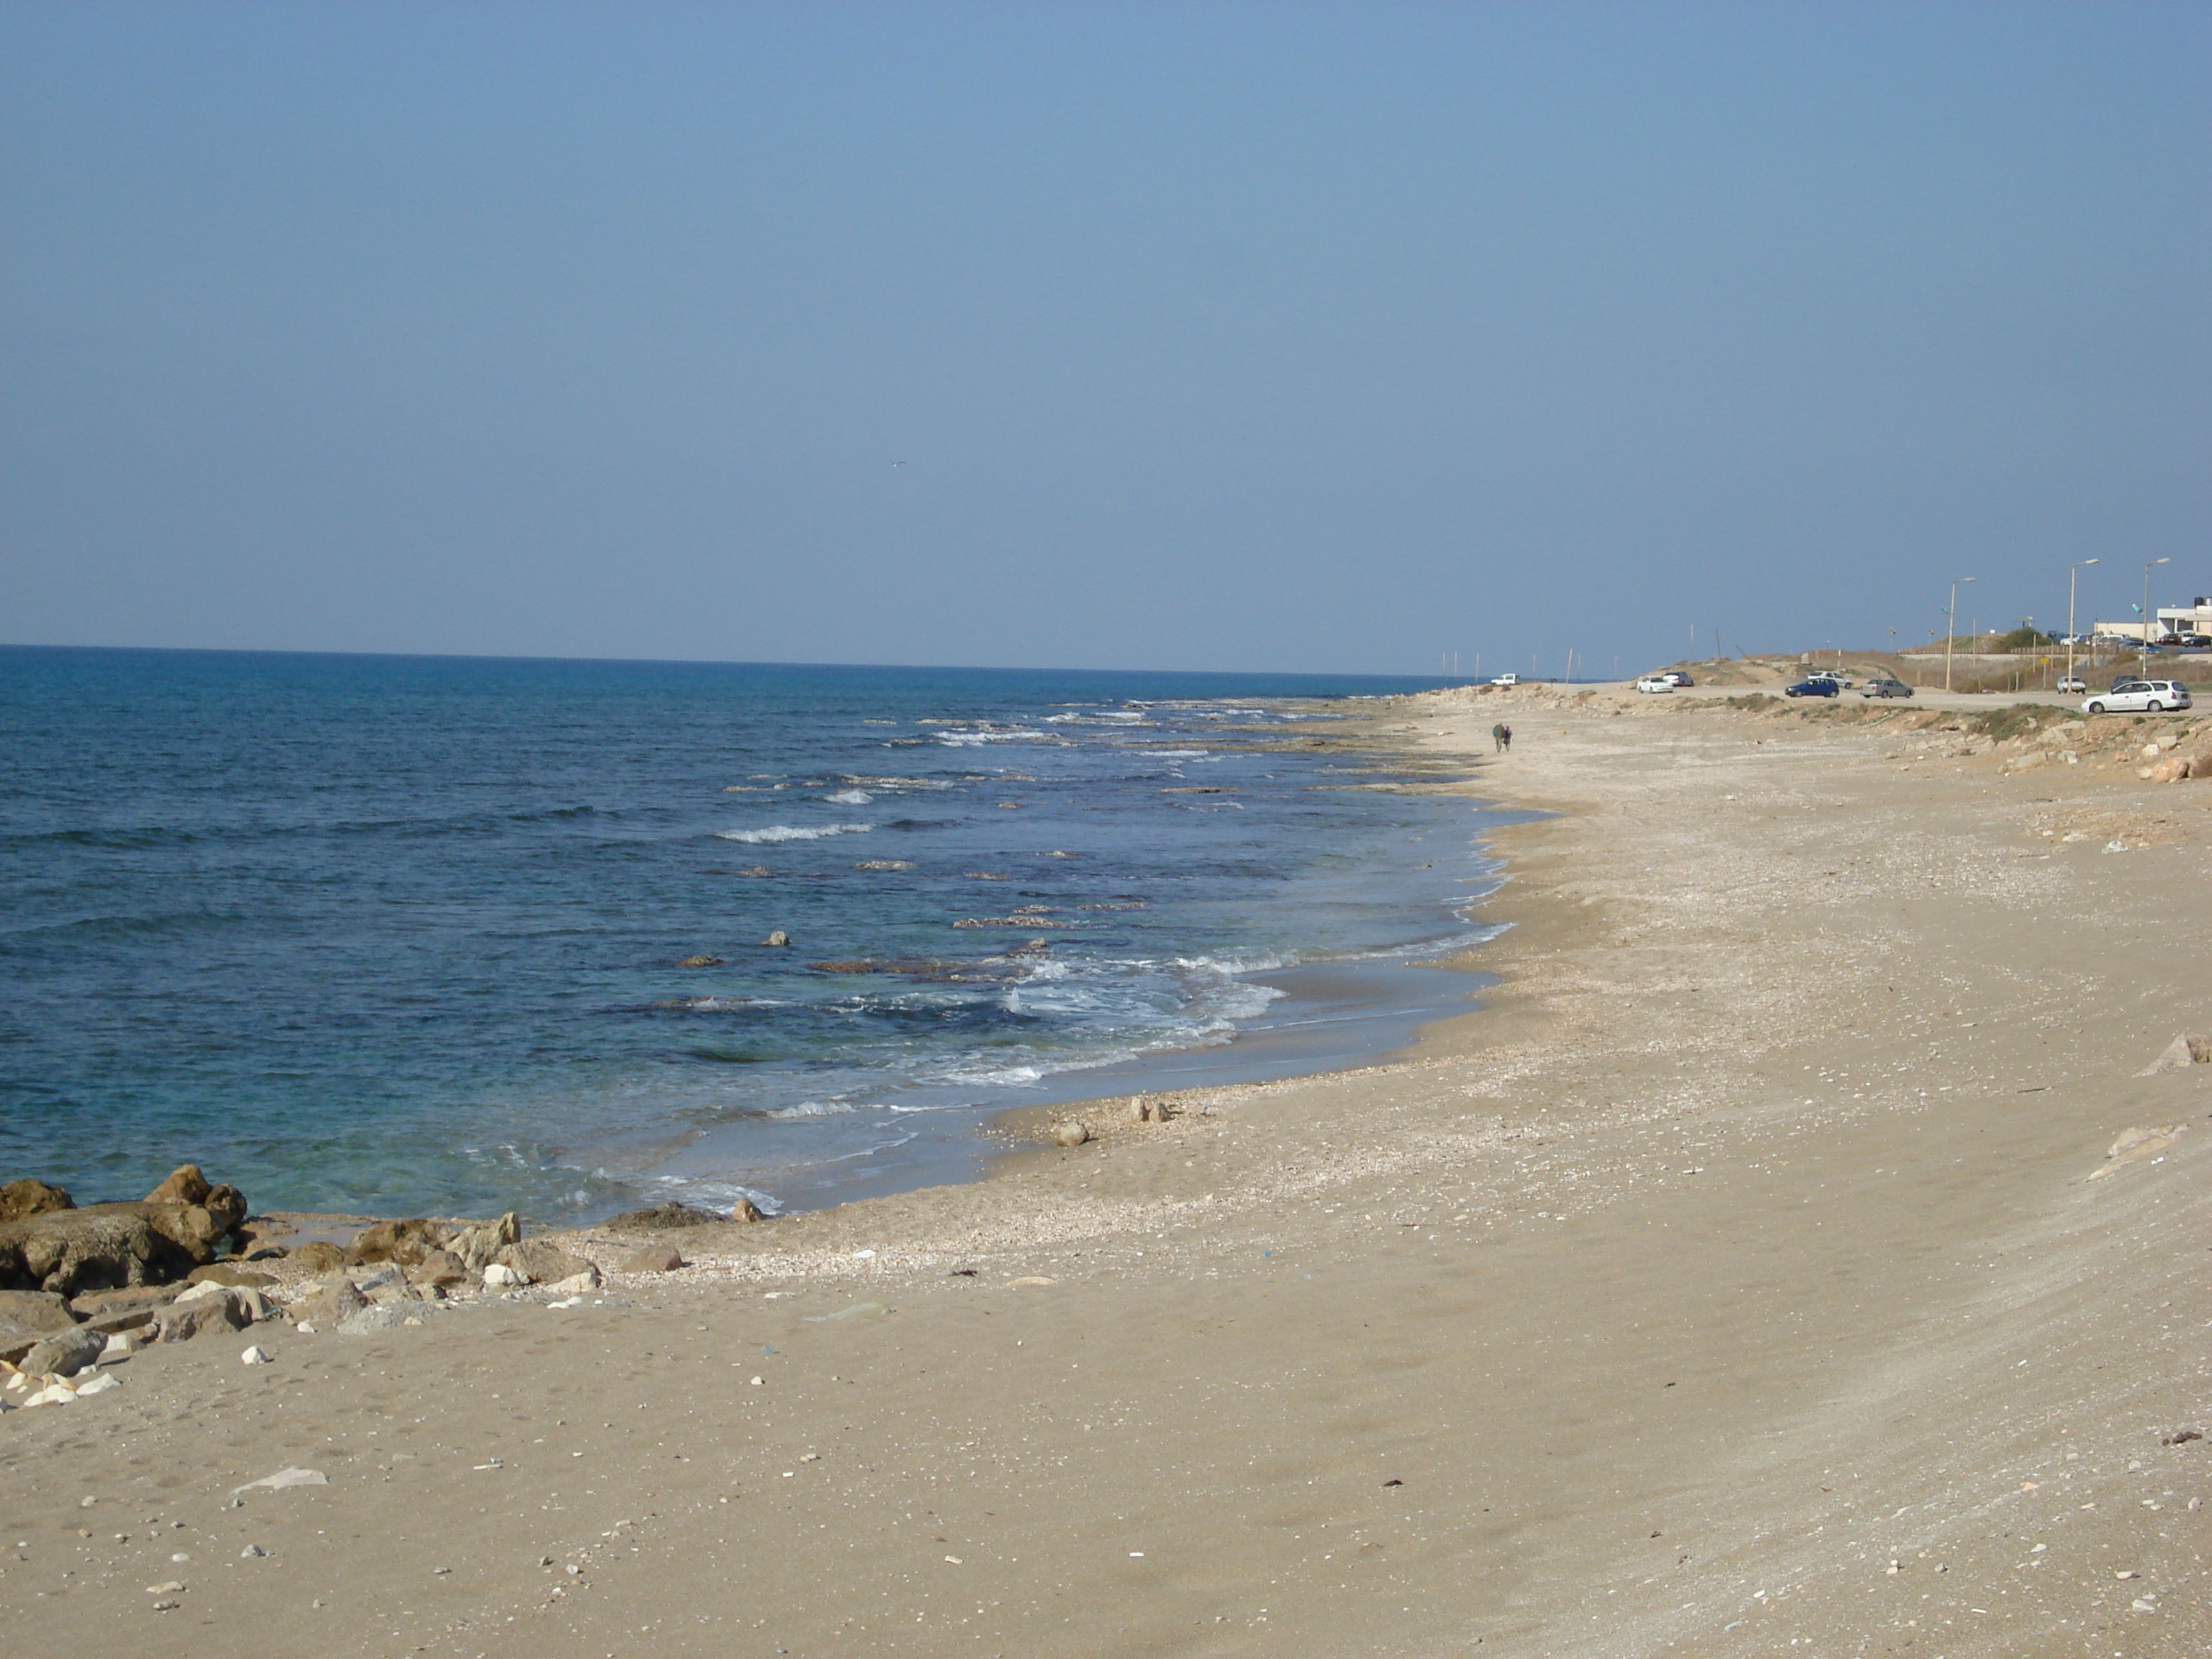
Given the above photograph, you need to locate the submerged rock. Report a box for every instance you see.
[678,954,725,968]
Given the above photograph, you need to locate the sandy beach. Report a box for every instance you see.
[6,684,2210,1657]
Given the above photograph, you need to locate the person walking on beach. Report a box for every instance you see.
[1492,722,1512,753]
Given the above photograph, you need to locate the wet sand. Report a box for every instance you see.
[4,688,2208,1657]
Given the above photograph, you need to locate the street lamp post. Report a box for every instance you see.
[2067,558,2098,693]
[1945,577,1976,693]
[2142,557,2171,677]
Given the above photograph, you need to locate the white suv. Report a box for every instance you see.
[2085,680,2192,714]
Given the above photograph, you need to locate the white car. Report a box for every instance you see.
[1491,672,1521,686]
[1635,676,1676,693]
[2084,680,2193,714]
[2055,676,2087,694]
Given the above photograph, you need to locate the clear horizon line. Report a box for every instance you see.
[0,639,1450,683]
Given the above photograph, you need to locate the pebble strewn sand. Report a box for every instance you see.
[4,688,2208,1658]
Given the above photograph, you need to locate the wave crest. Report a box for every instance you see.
[713,822,874,844]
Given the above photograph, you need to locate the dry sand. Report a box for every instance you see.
[4,688,2209,1657]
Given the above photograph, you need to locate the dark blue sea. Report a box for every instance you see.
[1,647,1508,1223]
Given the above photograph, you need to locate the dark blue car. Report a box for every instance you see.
[1784,678,1838,698]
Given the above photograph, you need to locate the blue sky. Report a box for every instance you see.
[3,2,2205,675]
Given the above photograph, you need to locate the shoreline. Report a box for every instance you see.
[7,686,2211,1655]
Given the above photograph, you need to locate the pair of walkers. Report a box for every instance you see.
[1491,722,1513,752]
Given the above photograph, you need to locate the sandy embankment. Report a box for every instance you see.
[4,689,2210,1658]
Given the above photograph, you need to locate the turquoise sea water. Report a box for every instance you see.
[1,647,1505,1221]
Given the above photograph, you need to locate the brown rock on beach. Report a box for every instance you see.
[445,1211,522,1270]
[345,1217,455,1267]
[19,1323,106,1378]
[143,1164,212,1207]
[291,1273,369,1328]
[0,1287,78,1334]
[287,1239,348,1272]
[0,1207,183,1296]
[406,1248,472,1290]
[67,1280,182,1324]
[602,1201,722,1231]
[184,1262,276,1288]
[0,1177,74,1220]
[493,1238,597,1285]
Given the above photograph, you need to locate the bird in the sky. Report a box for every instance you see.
[890,459,906,467]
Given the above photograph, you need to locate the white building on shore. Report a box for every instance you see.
[2094,596,2212,644]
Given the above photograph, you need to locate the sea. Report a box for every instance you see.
[1,647,1516,1224]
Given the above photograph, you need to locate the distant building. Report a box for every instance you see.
[2093,596,2212,644]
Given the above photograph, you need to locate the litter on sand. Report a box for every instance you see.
[230,1467,328,1497]
[804,1301,888,1323]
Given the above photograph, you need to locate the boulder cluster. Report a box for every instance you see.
[2,1164,273,1406]
[1,1165,248,1301]
[0,1166,679,1411]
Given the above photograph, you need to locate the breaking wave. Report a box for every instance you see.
[713,822,875,844]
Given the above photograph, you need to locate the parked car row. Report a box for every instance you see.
[1779,668,1915,698]
[1632,670,1695,693]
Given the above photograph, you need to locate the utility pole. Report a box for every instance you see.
[2067,558,2098,692]
[1946,576,1975,693]
[2142,557,2170,676]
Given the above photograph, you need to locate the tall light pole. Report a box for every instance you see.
[2067,558,2098,691]
[2141,557,2171,677]
[1945,576,1976,693]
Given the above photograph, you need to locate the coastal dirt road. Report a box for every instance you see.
[4,694,2209,1657]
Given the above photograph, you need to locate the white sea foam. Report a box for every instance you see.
[935,728,1051,746]
[766,1100,861,1119]
[823,789,873,805]
[713,822,875,843]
